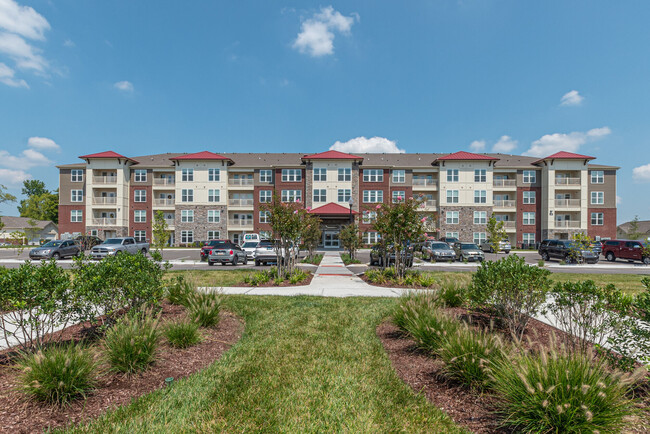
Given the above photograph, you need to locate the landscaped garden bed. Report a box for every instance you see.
[167,268,313,288]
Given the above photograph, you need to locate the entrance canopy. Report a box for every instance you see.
[309,203,359,216]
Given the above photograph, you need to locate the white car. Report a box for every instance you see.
[240,241,259,260]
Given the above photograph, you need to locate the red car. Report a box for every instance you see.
[601,239,650,265]
[200,239,231,261]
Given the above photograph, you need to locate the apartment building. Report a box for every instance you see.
[57,149,618,247]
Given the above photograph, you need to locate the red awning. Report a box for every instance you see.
[309,202,359,215]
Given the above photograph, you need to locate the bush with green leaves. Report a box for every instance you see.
[468,254,551,340]
[166,275,194,306]
[634,277,650,322]
[164,320,202,349]
[439,282,466,307]
[490,344,643,433]
[18,344,97,405]
[103,314,160,373]
[187,291,221,327]
[439,322,507,390]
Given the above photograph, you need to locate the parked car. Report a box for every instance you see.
[453,243,485,262]
[590,241,603,255]
[538,239,599,264]
[241,233,260,244]
[369,244,414,267]
[254,239,294,266]
[29,239,80,260]
[422,241,456,262]
[207,242,247,266]
[91,237,149,259]
[241,241,259,260]
[438,236,460,248]
[601,239,650,264]
[74,235,103,250]
[201,239,231,261]
[479,239,512,254]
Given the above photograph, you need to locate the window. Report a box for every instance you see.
[474,190,487,204]
[474,211,487,224]
[523,191,536,204]
[208,189,220,202]
[591,191,604,205]
[363,232,380,244]
[591,170,604,184]
[313,189,326,203]
[392,170,405,183]
[71,190,83,202]
[134,210,146,223]
[446,232,459,238]
[281,169,302,182]
[259,170,273,183]
[473,232,487,244]
[180,230,193,244]
[134,169,147,182]
[363,169,383,182]
[446,211,459,224]
[207,210,220,223]
[338,189,351,202]
[70,210,83,222]
[134,190,146,202]
[591,212,604,225]
[523,233,535,245]
[208,168,220,182]
[338,168,351,181]
[362,211,377,224]
[523,212,536,225]
[363,190,383,203]
[71,169,83,182]
[181,210,194,223]
[259,190,272,203]
[181,189,193,202]
[446,190,459,203]
[207,230,220,240]
[281,190,302,202]
[391,191,405,203]
[134,230,146,242]
[474,169,486,183]
[259,211,271,223]
[313,168,327,182]
[181,168,193,182]
[523,170,536,183]
[446,169,459,182]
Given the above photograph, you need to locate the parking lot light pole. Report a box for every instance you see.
[348,197,354,224]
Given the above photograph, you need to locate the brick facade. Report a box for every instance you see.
[516,186,541,246]
[587,207,617,240]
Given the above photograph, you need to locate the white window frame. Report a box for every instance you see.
[259,170,273,183]
[338,168,351,181]
[281,190,302,202]
[363,190,383,203]
[591,191,604,205]
[337,189,351,202]
[591,212,604,225]
[363,232,380,244]
[523,233,535,244]
[70,210,83,222]
[474,169,486,183]
[362,211,377,224]
[447,169,459,182]
[181,209,194,223]
[523,212,536,225]
[181,168,194,182]
[591,170,604,184]
[181,189,193,202]
[392,191,406,203]
[134,230,147,242]
[259,210,271,223]
[259,190,272,203]
[473,232,487,245]
[392,170,405,183]
[207,230,220,240]
[363,169,383,183]
[71,169,83,182]
[446,231,459,238]
[208,189,220,203]
[134,169,147,182]
[71,190,83,202]
[134,210,146,223]
[473,211,487,225]
[281,169,302,182]
[181,230,193,244]
[207,210,220,223]
[313,189,326,203]
[523,191,536,204]
[474,190,487,204]
[446,211,459,224]
[134,190,147,202]
[523,170,536,184]
[446,190,459,204]
[208,168,220,182]
[313,168,327,182]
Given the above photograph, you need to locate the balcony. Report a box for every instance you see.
[555,198,581,208]
[92,196,116,205]
[493,179,516,188]
[228,219,254,228]
[164,218,175,227]
[555,177,580,186]
[419,199,437,209]
[228,178,254,187]
[412,178,438,189]
[555,220,581,228]
[228,198,254,207]
[153,178,175,187]
[93,176,117,184]
[153,198,175,207]
[493,199,516,208]
[92,218,116,226]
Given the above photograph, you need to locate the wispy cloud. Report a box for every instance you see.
[63,39,74,48]
[0,61,27,87]
[330,136,404,153]
[560,90,584,106]
[633,163,650,183]
[524,127,611,157]
[492,135,518,153]
[0,0,49,40]
[469,140,485,152]
[293,6,358,57]
[27,136,59,152]
[0,168,31,184]
[114,80,134,92]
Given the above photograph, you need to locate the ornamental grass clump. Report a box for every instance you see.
[439,282,466,307]
[392,291,442,331]
[398,298,458,354]
[166,276,194,306]
[490,342,644,433]
[187,290,221,327]
[18,344,97,405]
[164,320,202,349]
[103,314,160,374]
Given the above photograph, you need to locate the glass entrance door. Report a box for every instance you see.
[323,231,340,248]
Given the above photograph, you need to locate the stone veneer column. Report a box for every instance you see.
[351,162,360,212]
[438,206,493,241]
[175,205,228,245]
[305,162,313,208]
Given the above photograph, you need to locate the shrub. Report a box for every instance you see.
[289,269,308,284]
[439,282,466,307]
[491,344,644,433]
[537,259,545,267]
[164,320,202,349]
[166,275,194,306]
[468,254,551,340]
[187,291,221,327]
[341,253,361,265]
[103,314,160,373]
[418,273,438,288]
[395,295,458,353]
[439,322,507,390]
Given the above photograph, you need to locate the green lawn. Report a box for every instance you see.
[66,296,462,433]
[166,269,256,287]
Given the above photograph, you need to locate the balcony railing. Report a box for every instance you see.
[228,219,254,227]
[493,199,516,208]
[555,177,580,185]
[92,218,116,226]
[419,200,437,208]
[164,218,175,226]
[153,198,175,206]
[555,198,580,208]
[493,179,516,188]
[501,221,516,229]
[153,178,175,186]
[228,198,254,207]
[412,178,438,187]
[92,196,116,205]
[228,178,254,186]
[93,176,117,184]
[555,220,581,228]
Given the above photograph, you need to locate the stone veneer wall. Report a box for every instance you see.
[438,206,493,241]
[174,205,228,245]
[305,162,313,209]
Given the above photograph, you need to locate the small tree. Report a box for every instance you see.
[339,223,362,260]
[24,218,40,245]
[486,216,507,259]
[9,230,27,255]
[627,215,643,240]
[568,232,593,264]
[301,212,322,259]
[261,194,305,278]
[152,210,171,252]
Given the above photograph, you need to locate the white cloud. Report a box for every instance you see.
[469,140,485,152]
[0,61,26,87]
[0,168,31,184]
[330,136,405,154]
[560,90,584,106]
[114,80,134,92]
[616,195,622,205]
[293,6,357,57]
[0,0,49,41]
[633,163,650,183]
[492,135,518,153]
[63,39,74,48]
[27,136,59,152]
[0,147,51,169]
[524,127,611,157]
[0,31,47,72]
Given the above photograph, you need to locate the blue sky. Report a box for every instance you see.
[1,0,649,222]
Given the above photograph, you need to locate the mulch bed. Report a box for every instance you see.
[378,307,650,434]
[0,302,244,433]
[239,272,314,288]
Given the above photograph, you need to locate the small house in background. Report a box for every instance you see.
[616,219,650,241]
[0,216,58,245]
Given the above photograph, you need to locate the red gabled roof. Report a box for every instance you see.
[169,151,233,161]
[302,150,364,160]
[79,151,129,159]
[533,151,595,165]
[435,151,500,162]
[309,202,359,215]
